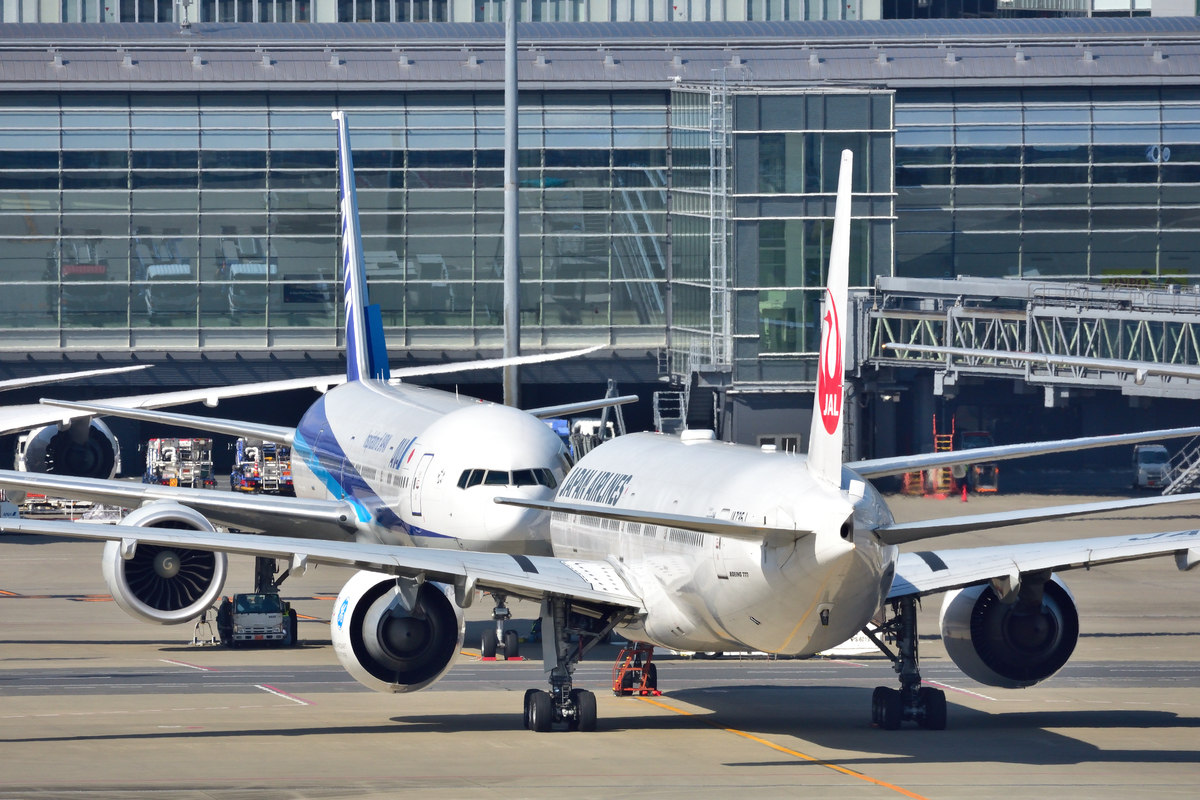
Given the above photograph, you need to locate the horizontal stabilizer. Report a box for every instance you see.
[493,496,809,542]
[39,400,295,445]
[850,425,1200,479]
[390,346,604,381]
[875,491,1200,545]
[0,364,151,394]
[526,394,639,420]
[883,342,1200,383]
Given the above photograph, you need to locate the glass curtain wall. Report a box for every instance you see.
[671,90,893,382]
[895,87,1200,283]
[0,91,668,352]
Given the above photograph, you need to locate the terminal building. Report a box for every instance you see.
[1,17,1200,468]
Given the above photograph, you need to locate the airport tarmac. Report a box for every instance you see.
[3,491,1200,799]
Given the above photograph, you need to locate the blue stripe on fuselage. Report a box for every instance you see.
[294,393,451,540]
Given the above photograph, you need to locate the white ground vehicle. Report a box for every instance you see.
[1134,444,1171,489]
[143,438,216,489]
[216,592,298,647]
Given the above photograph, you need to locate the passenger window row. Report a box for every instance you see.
[457,468,557,489]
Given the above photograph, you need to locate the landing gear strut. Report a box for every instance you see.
[524,595,627,732]
[482,593,521,660]
[864,596,947,731]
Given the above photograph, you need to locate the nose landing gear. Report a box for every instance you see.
[523,595,628,732]
[481,593,522,661]
[864,595,947,731]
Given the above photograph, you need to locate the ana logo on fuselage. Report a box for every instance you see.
[363,431,393,453]
[817,288,843,435]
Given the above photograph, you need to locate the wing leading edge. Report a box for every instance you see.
[888,528,1200,599]
[0,516,644,611]
[0,469,356,540]
[849,425,1200,479]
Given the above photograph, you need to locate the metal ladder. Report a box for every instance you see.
[1164,435,1200,495]
[653,391,687,435]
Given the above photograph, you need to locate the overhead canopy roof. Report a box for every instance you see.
[0,19,1197,90]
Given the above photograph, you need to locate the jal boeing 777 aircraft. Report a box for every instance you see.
[6,141,1200,733]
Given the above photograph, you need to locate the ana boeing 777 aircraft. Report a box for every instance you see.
[0,111,632,657]
[6,143,1200,733]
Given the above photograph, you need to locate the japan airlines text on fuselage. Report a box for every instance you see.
[291,379,567,556]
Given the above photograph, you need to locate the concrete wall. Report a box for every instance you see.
[1153,0,1194,15]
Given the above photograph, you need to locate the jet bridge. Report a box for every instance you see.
[859,277,1200,404]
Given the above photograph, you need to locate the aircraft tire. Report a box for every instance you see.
[529,690,553,733]
[880,688,902,731]
[918,687,947,730]
[482,628,498,658]
[871,686,889,725]
[503,629,520,660]
[643,662,658,691]
[522,688,539,729]
[575,689,597,732]
[288,609,300,647]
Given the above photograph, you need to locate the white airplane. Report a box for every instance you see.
[6,146,1200,733]
[0,111,633,658]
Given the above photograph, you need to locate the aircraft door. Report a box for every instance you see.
[410,453,434,516]
[713,508,732,579]
[714,537,730,579]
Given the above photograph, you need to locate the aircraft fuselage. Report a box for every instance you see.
[551,433,896,655]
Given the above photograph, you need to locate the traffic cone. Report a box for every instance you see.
[961,484,968,502]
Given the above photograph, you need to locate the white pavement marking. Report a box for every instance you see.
[159,659,215,672]
[254,684,312,705]
[923,678,998,701]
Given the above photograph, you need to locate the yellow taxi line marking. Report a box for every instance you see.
[637,696,930,800]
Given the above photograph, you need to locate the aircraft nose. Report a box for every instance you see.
[484,489,551,538]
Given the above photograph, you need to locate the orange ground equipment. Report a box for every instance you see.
[612,643,661,696]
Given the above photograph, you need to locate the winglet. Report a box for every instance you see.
[333,111,389,382]
[807,149,853,487]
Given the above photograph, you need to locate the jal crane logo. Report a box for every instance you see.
[817,288,842,435]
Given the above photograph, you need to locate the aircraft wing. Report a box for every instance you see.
[0,373,346,438]
[874,492,1200,545]
[39,400,295,445]
[525,394,639,420]
[0,364,152,393]
[0,516,644,611]
[888,528,1200,599]
[848,425,1200,479]
[0,469,356,540]
[493,496,813,542]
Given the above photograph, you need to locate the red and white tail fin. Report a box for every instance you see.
[807,149,853,488]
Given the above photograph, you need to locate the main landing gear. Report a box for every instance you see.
[864,596,947,731]
[481,593,521,660]
[523,595,628,733]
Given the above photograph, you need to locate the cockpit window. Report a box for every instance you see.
[457,468,557,489]
[535,468,558,489]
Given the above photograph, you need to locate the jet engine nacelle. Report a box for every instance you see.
[331,571,464,694]
[939,574,1079,689]
[21,418,120,479]
[102,502,227,625]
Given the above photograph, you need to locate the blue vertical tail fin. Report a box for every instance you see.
[333,111,390,382]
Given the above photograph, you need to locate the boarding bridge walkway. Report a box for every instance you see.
[859,276,1200,402]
